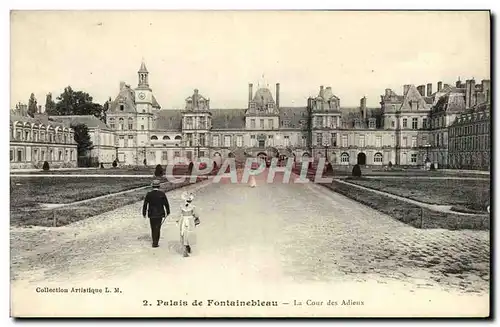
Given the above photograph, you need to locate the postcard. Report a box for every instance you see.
[9,10,491,318]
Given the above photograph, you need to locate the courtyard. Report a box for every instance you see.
[10,171,490,317]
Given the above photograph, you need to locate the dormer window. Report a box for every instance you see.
[268,103,274,109]
[120,105,124,111]
[249,102,256,109]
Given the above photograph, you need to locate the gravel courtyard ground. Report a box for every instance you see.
[10,173,490,317]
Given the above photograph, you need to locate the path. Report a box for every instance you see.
[10,173,489,317]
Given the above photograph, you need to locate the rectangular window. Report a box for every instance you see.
[316,133,322,145]
[236,135,243,147]
[331,133,337,147]
[402,118,408,128]
[141,125,145,130]
[10,150,13,161]
[375,136,382,147]
[302,135,307,147]
[224,135,231,147]
[391,120,395,128]
[213,136,219,147]
[260,119,264,129]
[422,118,427,129]
[174,151,180,158]
[284,135,290,147]
[17,150,22,162]
[268,119,274,129]
[412,118,418,130]
[199,133,206,146]
[359,135,365,147]
[411,136,417,148]
[315,117,322,128]
[402,137,407,147]
[162,151,168,160]
[411,153,417,163]
[250,119,256,129]
[422,136,427,146]
[369,120,375,128]
[342,135,348,147]
[186,117,193,129]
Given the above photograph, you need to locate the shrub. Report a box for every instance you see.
[42,161,50,171]
[100,163,104,169]
[352,164,362,177]
[388,161,393,168]
[430,163,436,171]
[188,162,194,174]
[112,160,118,168]
[143,159,147,166]
[154,164,164,177]
[326,162,333,174]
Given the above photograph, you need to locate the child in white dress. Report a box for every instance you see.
[178,192,200,257]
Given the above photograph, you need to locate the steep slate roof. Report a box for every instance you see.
[279,107,309,129]
[10,112,70,128]
[50,115,111,130]
[152,110,183,131]
[340,107,382,128]
[109,84,136,113]
[252,88,275,106]
[152,95,161,109]
[211,109,246,129]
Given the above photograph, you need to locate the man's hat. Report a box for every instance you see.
[151,180,161,188]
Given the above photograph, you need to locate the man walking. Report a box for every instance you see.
[142,180,170,248]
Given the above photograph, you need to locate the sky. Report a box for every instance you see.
[10,10,490,109]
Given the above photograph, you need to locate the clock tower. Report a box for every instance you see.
[135,60,153,112]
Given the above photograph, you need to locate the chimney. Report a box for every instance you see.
[437,81,443,92]
[426,83,432,96]
[120,81,126,90]
[360,96,367,119]
[482,80,491,102]
[403,84,411,95]
[248,83,253,102]
[38,105,42,114]
[320,85,324,97]
[417,85,425,96]
[465,79,475,109]
[385,88,391,97]
[276,83,280,108]
[456,80,462,88]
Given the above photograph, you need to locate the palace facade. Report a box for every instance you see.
[9,61,491,170]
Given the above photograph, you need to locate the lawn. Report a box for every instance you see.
[10,178,207,227]
[325,181,489,230]
[10,176,162,208]
[10,166,194,176]
[345,177,490,211]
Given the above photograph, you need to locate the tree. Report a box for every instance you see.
[28,93,37,117]
[112,160,118,168]
[45,93,56,114]
[71,123,94,157]
[50,86,104,118]
[155,164,164,177]
[42,161,50,171]
[352,164,362,178]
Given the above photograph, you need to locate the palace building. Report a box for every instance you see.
[10,60,491,170]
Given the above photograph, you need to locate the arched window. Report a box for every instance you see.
[174,135,182,140]
[150,135,158,140]
[163,135,170,140]
[119,118,124,130]
[374,152,383,163]
[340,152,349,164]
[128,117,133,130]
